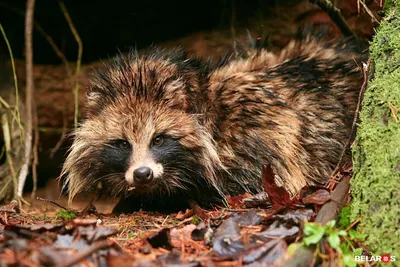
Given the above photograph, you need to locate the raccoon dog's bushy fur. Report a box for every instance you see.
[62,35,364,211]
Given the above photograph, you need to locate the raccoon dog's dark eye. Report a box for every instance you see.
[116,140,130,150]
[151,135,164,147]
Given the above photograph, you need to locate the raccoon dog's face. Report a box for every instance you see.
[62,49,223,202]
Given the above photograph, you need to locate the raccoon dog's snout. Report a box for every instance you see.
[133,166,154,185]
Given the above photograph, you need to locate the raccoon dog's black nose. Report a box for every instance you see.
[134,167,153,184]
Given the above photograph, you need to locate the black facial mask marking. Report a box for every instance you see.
[100,139,132,173]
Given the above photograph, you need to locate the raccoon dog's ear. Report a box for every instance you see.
[85,66,119,118]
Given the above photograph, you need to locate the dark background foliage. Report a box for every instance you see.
[0,0,275,63]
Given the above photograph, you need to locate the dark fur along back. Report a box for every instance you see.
[62,36,365,212]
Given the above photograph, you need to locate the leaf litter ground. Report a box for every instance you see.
[0,165,374,267]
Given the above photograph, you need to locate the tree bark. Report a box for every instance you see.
[351,0,400,259]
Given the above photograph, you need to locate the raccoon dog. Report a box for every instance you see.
[61,35,364,212]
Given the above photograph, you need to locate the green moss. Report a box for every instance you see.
[126,230,137,239]
[351,0,400,261]
[55,209,78,220]
[191,215,202,226]
[338,206,352,229]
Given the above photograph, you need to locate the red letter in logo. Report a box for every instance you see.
[381,254,391,263]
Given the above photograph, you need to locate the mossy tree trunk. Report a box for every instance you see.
[351,0,400,259]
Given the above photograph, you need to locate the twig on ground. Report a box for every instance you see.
[17,0,36,199]
[346,216,362,231]
[177,217,194,226]
[210,208,226,221]
[225,208,257,212]
[36,197,69,211]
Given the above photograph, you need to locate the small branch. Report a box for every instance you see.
[36,197,69,210]
[58,1,83,130]
[31,96,39,198]
[330,59,370,177]
[345,216,362,231]
[388,101,399,122]
[17,0,36,198]
[310,0,357,39]
[315,176,351,223]
[358,0,380,24]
